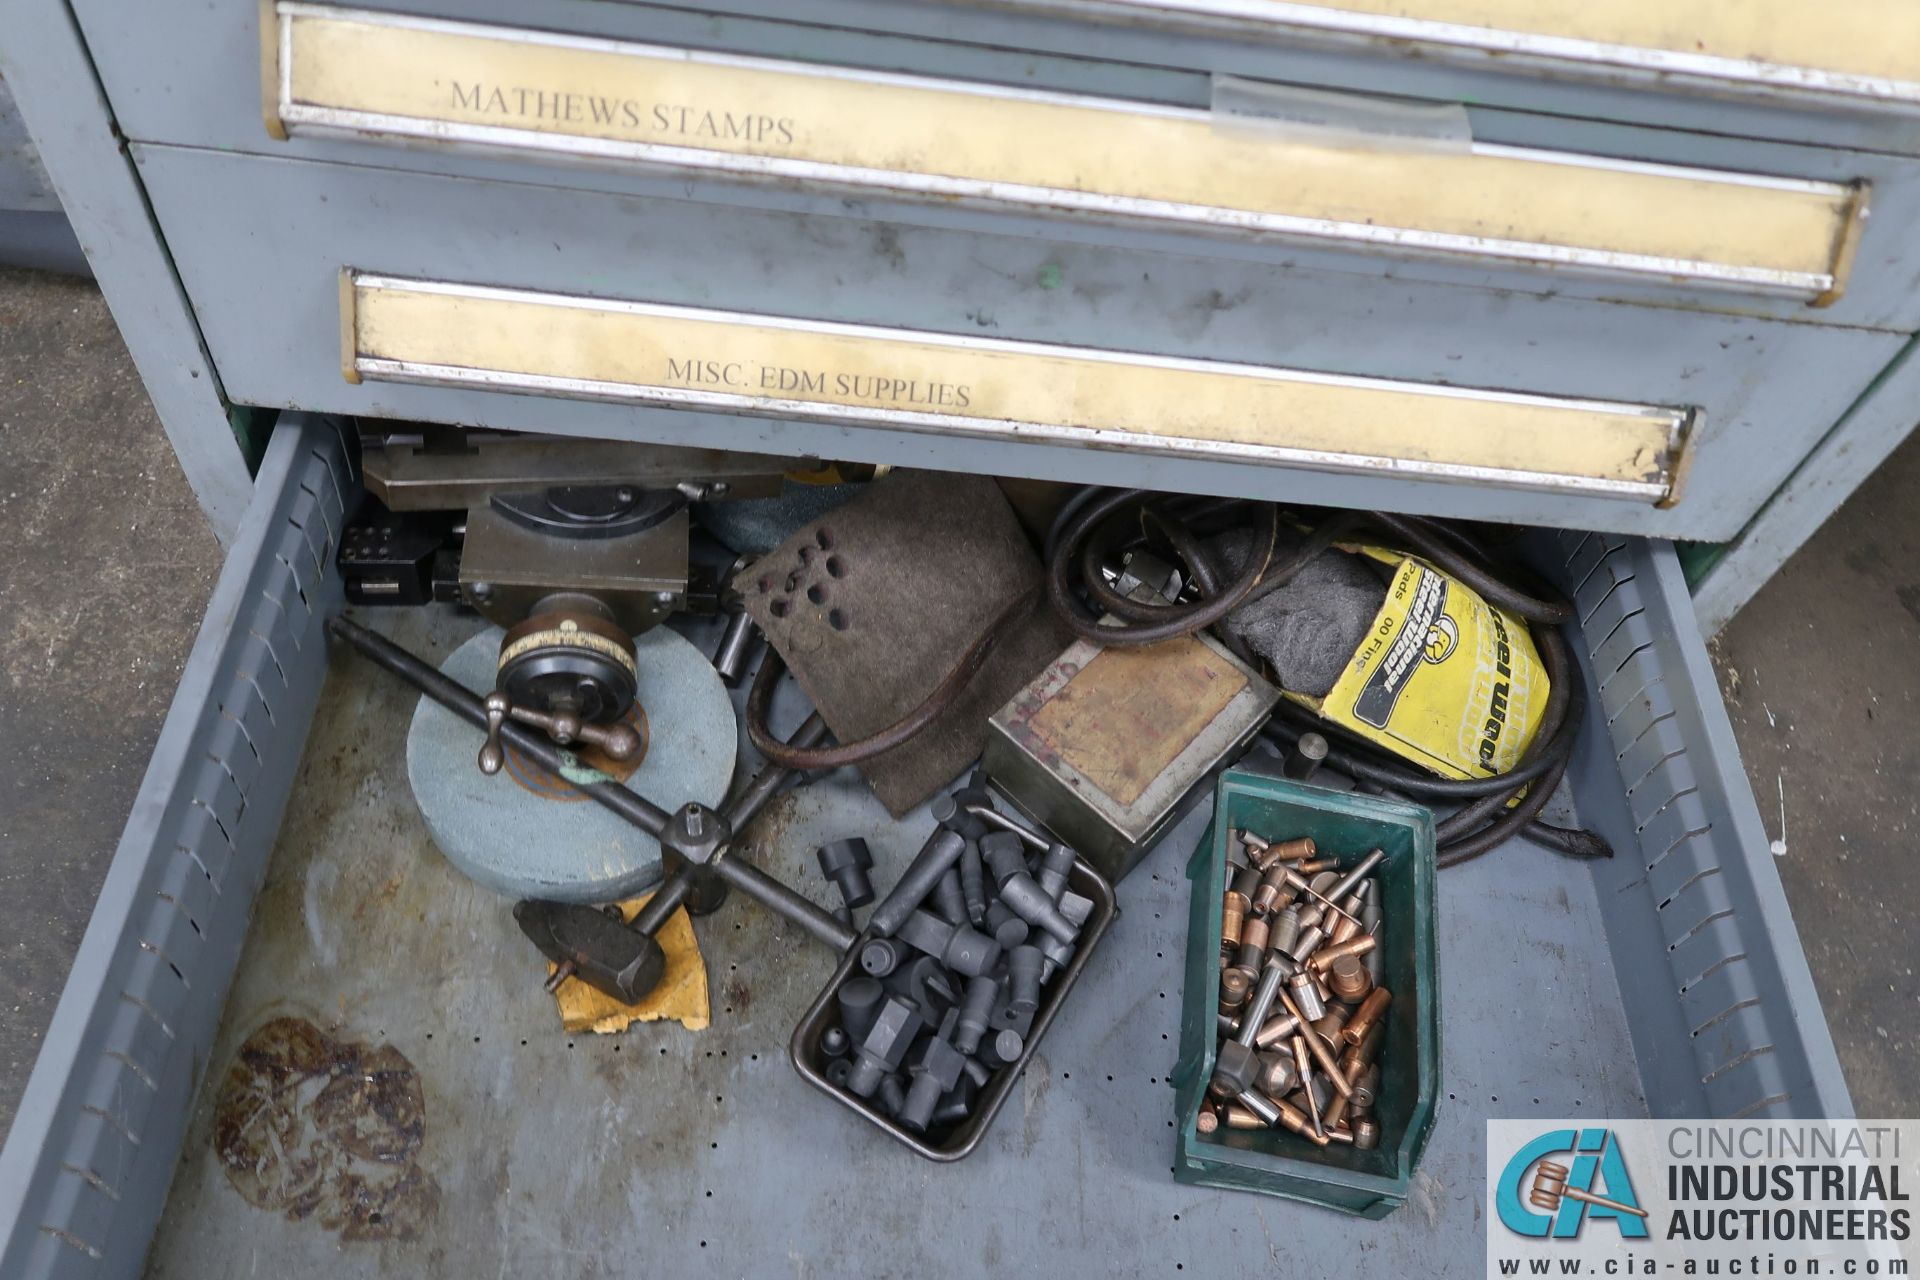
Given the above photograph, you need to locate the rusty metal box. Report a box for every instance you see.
[984,630,1279,884]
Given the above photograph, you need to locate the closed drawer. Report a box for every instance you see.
[132,143,1904,541]
[72,1,1920,328]
[261,5,1865,308]
[934,0,1920,155]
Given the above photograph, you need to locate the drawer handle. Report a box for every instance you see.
[340,270,1697,506]
[263,4,1867,304]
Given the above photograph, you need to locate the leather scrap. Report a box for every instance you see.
[739,470,1070,815]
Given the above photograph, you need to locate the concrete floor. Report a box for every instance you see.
[0,264,1910,1145]
[0,268,219,1130]
[1709,445,1920,1117]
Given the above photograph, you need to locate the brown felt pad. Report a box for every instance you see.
[740,471,1071,816]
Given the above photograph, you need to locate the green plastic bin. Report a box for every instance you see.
[1172,768,1440,1218]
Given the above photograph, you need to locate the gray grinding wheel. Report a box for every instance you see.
[406,626,736,903]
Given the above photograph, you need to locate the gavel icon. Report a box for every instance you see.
[1528,1161,1649,1219]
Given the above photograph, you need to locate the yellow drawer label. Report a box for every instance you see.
[267,4,1866,302]
[342,272,1692,503]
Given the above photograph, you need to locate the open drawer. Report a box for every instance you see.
[0,418,1848,1277]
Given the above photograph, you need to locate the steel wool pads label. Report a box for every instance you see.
[1298,553,1546,780]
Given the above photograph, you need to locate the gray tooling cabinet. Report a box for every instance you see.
[0,0,1877,1274]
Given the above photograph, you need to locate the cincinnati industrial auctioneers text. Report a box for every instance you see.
[1664,1126,1910,1245]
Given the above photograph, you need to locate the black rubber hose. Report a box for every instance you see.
[1263,704,1609,862]
[1434,751,1573,868]
[1265,701,1566,799]
[1047,490,1279,646]
[1142,507,1257,668]
[1515,820,1614,861]
[1370,512,1572,625]
[1145,508,1225,603]
[1432,624,1576,839]
[1042,483,1110,566]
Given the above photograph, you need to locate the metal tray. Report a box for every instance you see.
[0,416,1849,1278]
[790,856,1117,1162]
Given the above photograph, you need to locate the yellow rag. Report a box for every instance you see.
[548,892,709,1034]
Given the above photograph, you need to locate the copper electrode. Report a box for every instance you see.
[1342,987,1392,1047]
[1327,954,1373,1003]
[1219,967,1252,1015]
[1328,893,1366,945]
[1350,1063,1380,1111]
[1280,989,1354,1100]
[1272,1097,1331,1147]
[1309,934,1378,972]
[1339,1020,1385,1084]
[1221,884,1249,955]
[1252,862,1296,916]
[1251,836,1317,871]
[1254,1049,1298,1099]
[1253,1013,1302,1050]
[1231,940,1264,980]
